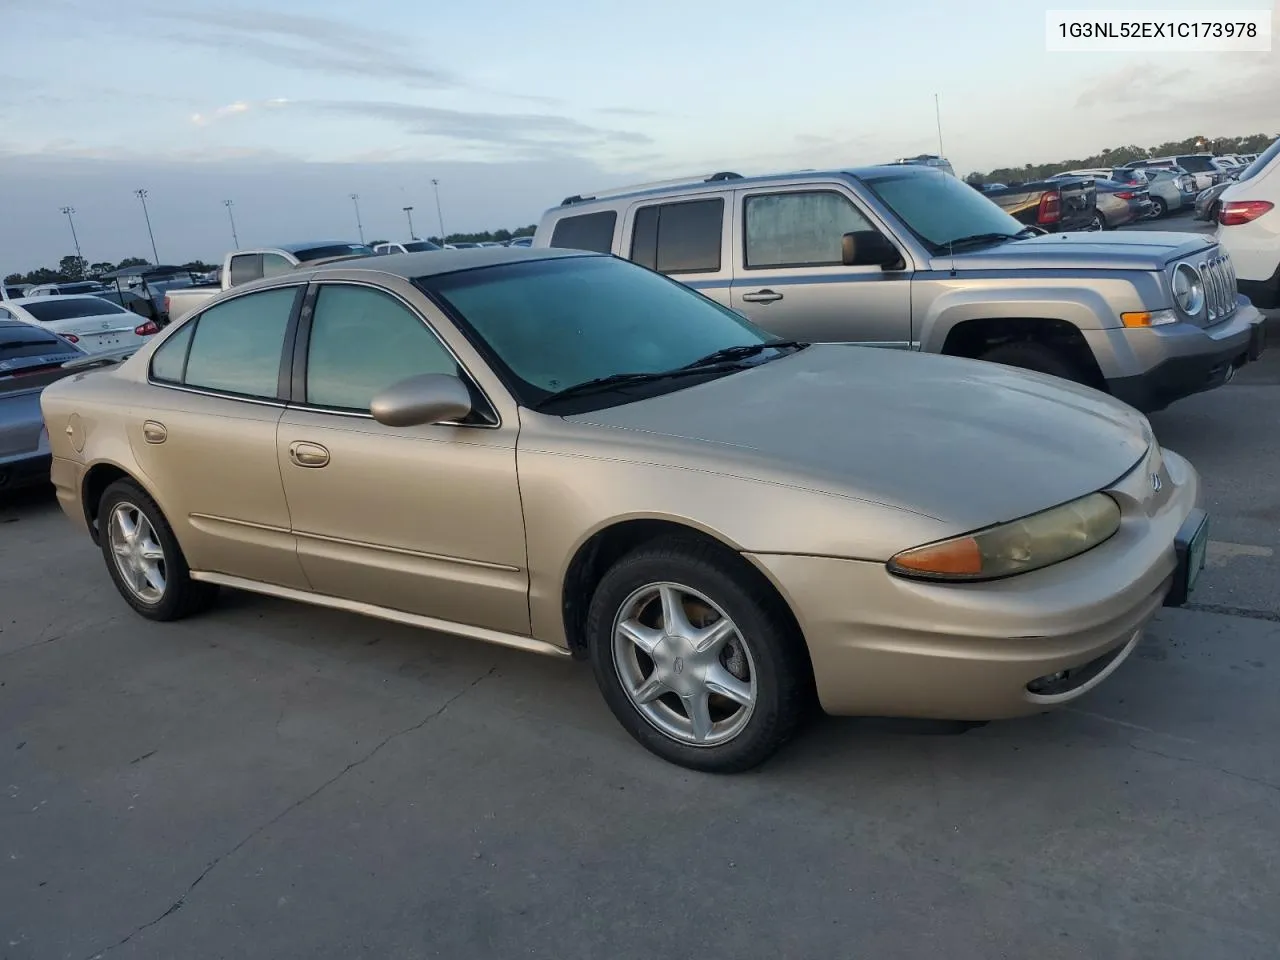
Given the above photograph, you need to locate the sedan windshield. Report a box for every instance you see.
[401,240,441,252]
[859,168,1024,251]
[22,298,127,322]
[420,255,778,408]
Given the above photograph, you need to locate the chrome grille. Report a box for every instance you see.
[1198,254,1238,324]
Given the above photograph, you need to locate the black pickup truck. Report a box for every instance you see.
[973,177,1097,233]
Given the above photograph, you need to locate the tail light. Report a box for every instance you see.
[134,320,159,336]
[1116,191,1137,200]
[1219,200,1274,226]
[62,333,79,343]
[1037,190,1061,224]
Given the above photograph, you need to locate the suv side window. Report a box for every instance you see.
[261,253,294,278]
[743,191,873,269]
[549,211,617,253]
[305,284,460,412]
[630,198,723,274]
[180,287,299,398]
[228,253,264,286]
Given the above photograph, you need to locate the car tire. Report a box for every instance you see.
[1088,214,1106,232]
[979,341,1086,384]
[1149,197,1167,219]
[98,479,218,621]
[585,536,813,773]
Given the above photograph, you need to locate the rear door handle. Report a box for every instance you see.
[741,289,784,304]
[142,420,167,444]
[289,441,330,468]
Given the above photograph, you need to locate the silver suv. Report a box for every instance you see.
[533,166,1266,412]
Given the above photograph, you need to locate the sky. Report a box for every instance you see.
[1,0,1276,272]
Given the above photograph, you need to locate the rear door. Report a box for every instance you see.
[729,185,911,345]
[130,285,310,588]
[623,193,733,307]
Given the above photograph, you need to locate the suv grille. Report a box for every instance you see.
[1200,254,1238,324]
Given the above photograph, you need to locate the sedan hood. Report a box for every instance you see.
[941,230,1215,272]
[570,345,1150,531]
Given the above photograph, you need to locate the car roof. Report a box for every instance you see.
[7,294,123,307]
[320,246,592,280]
[552,164,936,209]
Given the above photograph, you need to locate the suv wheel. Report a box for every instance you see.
[979,341,1086,384]
[99,479,219,621]
[585,537,812,772]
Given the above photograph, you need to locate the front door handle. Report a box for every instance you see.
[741,289,784,304]
[289,441,330,468]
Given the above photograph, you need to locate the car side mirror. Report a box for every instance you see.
[370,373,472,427]
[842,231,903,270]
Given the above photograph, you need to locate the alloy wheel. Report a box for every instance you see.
[107,502,167,603]
[612,581,757,746]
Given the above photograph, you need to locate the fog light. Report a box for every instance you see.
[1027,670,1069,694]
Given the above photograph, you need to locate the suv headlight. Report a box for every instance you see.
[1172,262,1205,316]
[887,492,1121,582]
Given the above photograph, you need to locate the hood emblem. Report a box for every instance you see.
[1151,473,1163,494]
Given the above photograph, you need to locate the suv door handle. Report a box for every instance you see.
[741,289,784,304]
[289,441,330,468]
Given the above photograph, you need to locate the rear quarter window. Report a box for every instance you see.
[549,211,618,253]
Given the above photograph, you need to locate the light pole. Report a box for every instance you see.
[59,206,84,266]
[223,200,240,249]
[134,189,159,264]
[431,179,445,243]
[403,205,417,240]
[350,194,365,244]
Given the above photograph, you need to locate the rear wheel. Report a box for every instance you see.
[99,479,218,621]
[979,341,1087,385]
[586,537,813,772]
[1149,196,1168,219]
[1088,213,1106,232]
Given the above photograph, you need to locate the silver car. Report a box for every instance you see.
[0,319,84,491]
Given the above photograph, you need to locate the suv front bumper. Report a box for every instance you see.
[1089,300,1266,412]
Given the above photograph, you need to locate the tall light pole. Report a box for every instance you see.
[350,194,365,244]
[431,178,445,243]
[59,206,84,266]
[134,189,159,264]
[223,200,240,249]
[403,205,417,240]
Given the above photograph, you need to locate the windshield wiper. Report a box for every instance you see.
[534,368,723,409]
[678,340,806,371]
[940,232,1021,249]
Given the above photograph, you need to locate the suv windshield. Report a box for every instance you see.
[1238,138,1280,183]
[859,168,1024,250]
[22,298,126,322]
[420,255,777,409]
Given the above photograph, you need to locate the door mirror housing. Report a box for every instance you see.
[370,373,472,427]
[841,231,904,269]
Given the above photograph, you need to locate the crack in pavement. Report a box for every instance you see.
[1127,740,1280,794]
[1183,602,1280,623]
[82,663,499,960]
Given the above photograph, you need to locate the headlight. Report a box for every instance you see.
[1172,263,1205,316]
[887,492,1121,582]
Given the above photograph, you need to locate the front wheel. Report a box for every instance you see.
[585,537,813,772]
[979,341,1087,385]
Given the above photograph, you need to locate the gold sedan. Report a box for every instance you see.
[40,248,1209,771]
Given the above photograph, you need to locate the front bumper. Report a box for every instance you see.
[1090,300,1266,412]
[747,448,1200,721]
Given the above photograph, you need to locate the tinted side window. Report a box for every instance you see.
[549,211,617,253]
[638,199,723,274]
[149,321,195,383]
[305,285,459,411]
[0,308,11,319]
[744,192,873,268]
[183,287,298,398]
[228,254,263,286]
[261,253,294,278]
[1178,156,1212,173]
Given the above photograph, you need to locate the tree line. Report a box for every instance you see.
[6,225,538,286]
[965,132,1276,186]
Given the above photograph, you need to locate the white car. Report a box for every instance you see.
[0,295,159,354]
[1216,138,1280,311]
[373,240,442,255]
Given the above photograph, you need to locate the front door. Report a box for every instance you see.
[276,282,529,635]
[729,187,913,346]
[129,285,309,588]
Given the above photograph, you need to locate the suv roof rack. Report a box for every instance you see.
[560,171,743,206]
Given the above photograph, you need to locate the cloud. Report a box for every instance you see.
[296,100,652,158]
[189,97,289,127]
[596,106,667,118]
